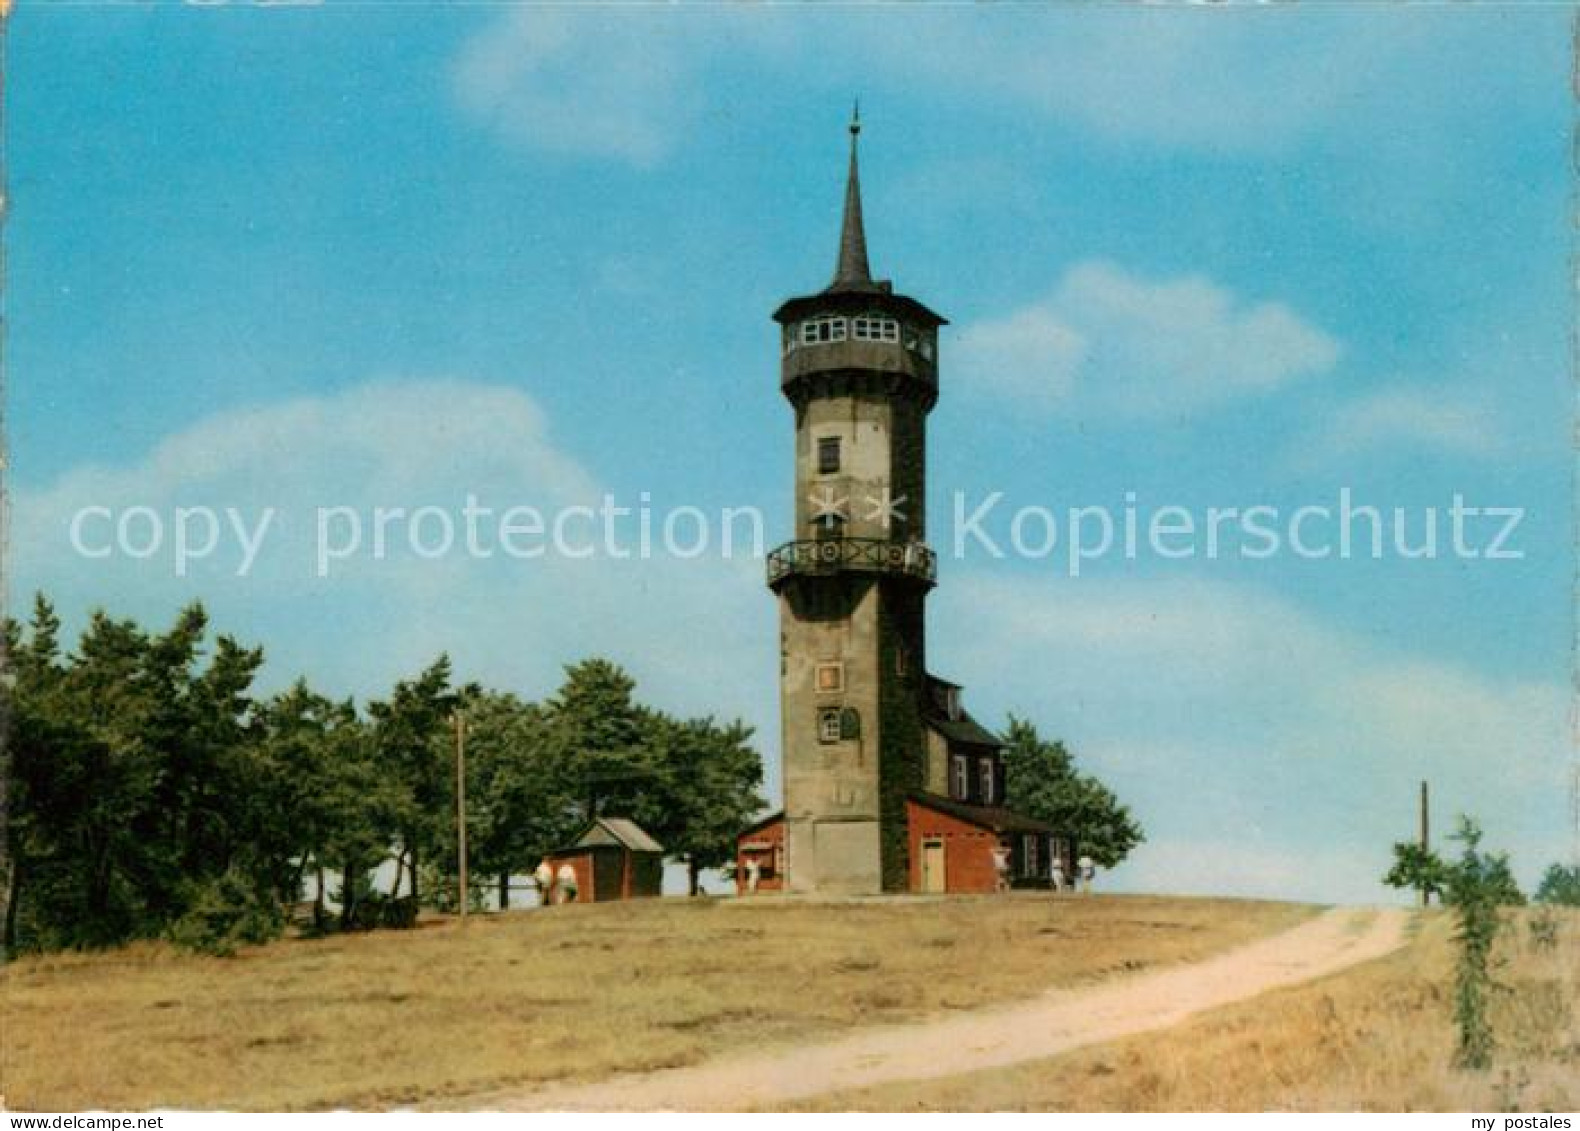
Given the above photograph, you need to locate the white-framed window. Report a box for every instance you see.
[1022,834,1039,878]
[920,337,934,360]
[815,662,844,693]
[951,755,969,800]
[801,316,848,345]
[852,315,900,342]
[818,708,842,744]
[979,757,996,805]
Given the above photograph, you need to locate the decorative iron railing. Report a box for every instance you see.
[765,538,937,587]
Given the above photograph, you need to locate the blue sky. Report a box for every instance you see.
[9,5,1574,902]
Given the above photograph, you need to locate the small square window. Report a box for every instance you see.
[815,662,844,693]
[817,436,841,474]
[818,708,842,744]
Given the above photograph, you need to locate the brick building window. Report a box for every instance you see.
[818,436,841,474]
[951,755,968,800]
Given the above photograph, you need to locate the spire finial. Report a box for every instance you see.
[832,103,872,289]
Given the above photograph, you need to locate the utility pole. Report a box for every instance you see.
[455,710,469,921]
[1419,779,1430,907]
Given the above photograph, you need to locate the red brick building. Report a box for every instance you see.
[734,812,786,895]
[542,818,664,903]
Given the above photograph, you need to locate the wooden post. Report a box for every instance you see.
[455,710,469,921]
[1419,779,1430,907]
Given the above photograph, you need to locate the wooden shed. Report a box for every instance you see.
[543,817,665,903]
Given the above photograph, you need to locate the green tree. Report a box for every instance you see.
[1382,841,1449,905]
[1533,862,1580,907]
[461,691,581,908]
[1001,716,1143,868]
[1441,817,1522,1070]
[4,599,276,953]
[543,659,649,822]
[637,713,764,895]
[367,656,463,905]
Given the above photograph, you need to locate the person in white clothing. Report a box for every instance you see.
[991,844,1011,893]
[533,860,554,905]
[745,857,762,895]
[556,862,579,903]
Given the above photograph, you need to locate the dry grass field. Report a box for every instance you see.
[2,894,1309,1111]
[784,907,1580,1112]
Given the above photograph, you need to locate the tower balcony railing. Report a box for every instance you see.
[766,537,937,588]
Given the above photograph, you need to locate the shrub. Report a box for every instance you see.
[166,869,283,957]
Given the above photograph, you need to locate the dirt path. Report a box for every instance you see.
[471,905,1410,1111]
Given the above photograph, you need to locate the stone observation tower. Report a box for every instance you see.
[743,111,1065,898]
[766,108,944,894]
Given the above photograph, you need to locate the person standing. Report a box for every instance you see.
[556,862,579,904]
[1078,855,1095,894]
[534,860,554,906]
[745,856,762,895]
[1050,857,1065,894]
[991,843,1011,893]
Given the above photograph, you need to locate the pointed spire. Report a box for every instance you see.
[831,101,873,289]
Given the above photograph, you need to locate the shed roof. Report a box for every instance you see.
[568,817,664,854]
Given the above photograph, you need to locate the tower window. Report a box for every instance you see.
[801,316,848,345]
[839,708,861,740]
[818,708,842,744]
[951,755,969,800]
[817,436,841,474]
[852,315,899,342]
[979,757,996,805]
[815,662,844,692]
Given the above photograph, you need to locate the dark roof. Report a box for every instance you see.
[772,115,947,328]
[558,817,664,855]
[909,791,1059,835]
[925,711,1005,749]
[922,674,1005,748]
[831,109,872,291]
[736,809,785,838]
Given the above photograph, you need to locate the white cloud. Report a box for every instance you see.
[933,573,1570,903]
[451,9,702,166]
[1285,386,1505,471]
[955,261,1341,417]
[10,379,779,780]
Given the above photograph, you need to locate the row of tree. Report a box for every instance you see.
[3,595,1147,957]
[3,596,764,954]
